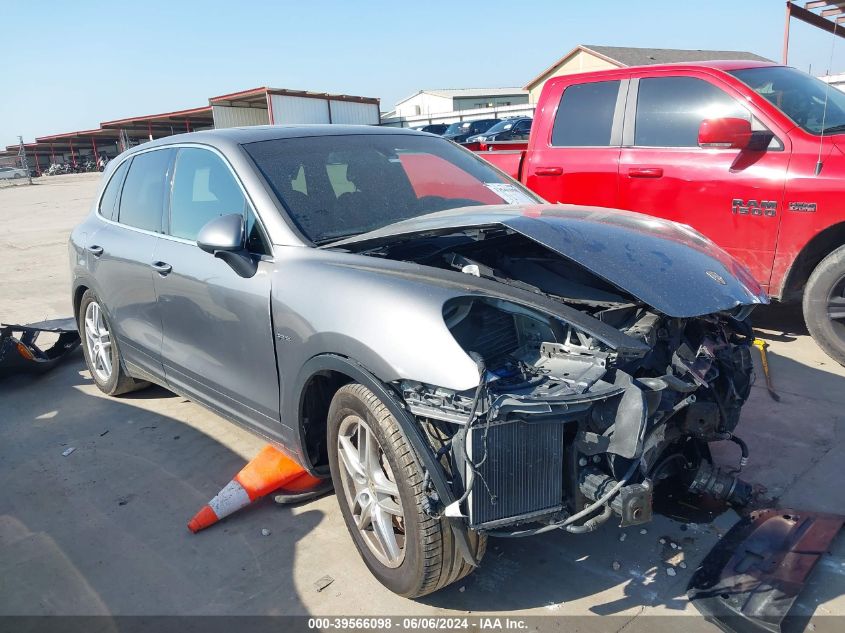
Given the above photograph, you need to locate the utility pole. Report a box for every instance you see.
[17,136,33,185]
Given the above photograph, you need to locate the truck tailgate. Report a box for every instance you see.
[476,148,526,180]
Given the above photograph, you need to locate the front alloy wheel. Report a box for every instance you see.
[327,383,485,597]
[337,414,406,567]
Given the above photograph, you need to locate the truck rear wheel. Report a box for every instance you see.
[327,383,485,597]
[803,245,845,366]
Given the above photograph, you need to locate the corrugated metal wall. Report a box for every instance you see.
[328,100,380,125]
[212,105,269,128]
[270,95,330,124]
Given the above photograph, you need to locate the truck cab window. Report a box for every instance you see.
[551,80,621,147]
[634,77,749,148]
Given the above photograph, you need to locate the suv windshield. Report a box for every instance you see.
[482,120,517,135]
[730,66,845,135]
[444,122,470,135]
[243,134,540,244]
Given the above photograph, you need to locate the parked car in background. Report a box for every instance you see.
[411,123,449,135]
[466,117,532,143]
[442,118,500,143]
[70,125,763,598]
[476,60,845,366]
[0,166,28,180]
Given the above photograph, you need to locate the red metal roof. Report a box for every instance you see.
[100,105,213,127]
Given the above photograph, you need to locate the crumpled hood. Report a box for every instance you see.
[329,204,768,318]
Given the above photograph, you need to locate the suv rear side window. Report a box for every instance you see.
[170,148,247,241]
[634,77,749,147]
[118,149,173,232]
[98,159,130,220]
[551,80,621,147]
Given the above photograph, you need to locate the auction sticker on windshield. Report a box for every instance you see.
[484,183,536,205]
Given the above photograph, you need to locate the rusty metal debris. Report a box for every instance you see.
[688,508,844,633]
[0,317,80,379]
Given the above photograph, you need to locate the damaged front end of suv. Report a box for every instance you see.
[331,205,767,538]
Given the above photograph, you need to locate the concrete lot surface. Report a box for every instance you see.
[1,174,844,630]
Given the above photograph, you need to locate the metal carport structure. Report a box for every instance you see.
[209,87,380,128]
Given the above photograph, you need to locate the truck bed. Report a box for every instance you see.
[474,142,528,180]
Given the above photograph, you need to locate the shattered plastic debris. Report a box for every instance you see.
[0,318,81,379]
[612,560,622,571]
[666,567,677,577]
[618,533,626,542]
[459,586,466,593]
[640,529,648,535]
[261,528,271,536]
[314,575,335,592]
[659,537,667,544]
[680,561,687,569]
[61,447,75,457]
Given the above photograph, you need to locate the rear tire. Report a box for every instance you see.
[77,289,148,395]
[803,245,845,366]
[327,383,485,597]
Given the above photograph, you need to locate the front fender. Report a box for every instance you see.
[290,353,478,566]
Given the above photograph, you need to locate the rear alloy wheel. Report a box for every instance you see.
[78,289,147,395]
[327,383,485,597]
[803,245,845,366]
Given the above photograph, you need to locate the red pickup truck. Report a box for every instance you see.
[477,61,845,364]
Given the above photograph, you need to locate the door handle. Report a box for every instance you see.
[535,166,563,176]
[87,245,104,257]
[627,167,663,178]
[151,261,172,275]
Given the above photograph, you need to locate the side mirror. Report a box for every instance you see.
[196,214,257,278]
[197,214,244,253]
[698,117,752,150]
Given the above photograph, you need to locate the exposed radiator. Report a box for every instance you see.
[466,418,564,529]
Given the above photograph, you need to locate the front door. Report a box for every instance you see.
[152,146,279,436]
[617,72,790,290]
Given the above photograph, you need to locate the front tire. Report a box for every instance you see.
[803,245,845,366]
[327,383,485,597]
[78,289,148,395]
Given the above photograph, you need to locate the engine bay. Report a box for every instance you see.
[366,227,758,534]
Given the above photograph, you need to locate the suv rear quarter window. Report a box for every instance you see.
[98,159,130,221]
[551,80,621,147]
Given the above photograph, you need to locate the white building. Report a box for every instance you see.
[820,73,845,93]
[390,88,528,118]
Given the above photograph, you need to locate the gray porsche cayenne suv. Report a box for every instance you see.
[70,125,766,597]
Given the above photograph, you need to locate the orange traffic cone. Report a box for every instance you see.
[188,444,325,533]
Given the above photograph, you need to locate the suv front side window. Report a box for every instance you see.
[169,147,268,254]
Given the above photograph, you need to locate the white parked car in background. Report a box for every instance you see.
[0,166,28,180]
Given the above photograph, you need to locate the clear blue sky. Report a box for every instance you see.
[2,0,843,147]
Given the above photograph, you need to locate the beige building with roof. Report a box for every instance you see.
[524,44,772,103]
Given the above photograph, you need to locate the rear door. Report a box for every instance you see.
[617,71,790,288]
[152,146,280,435]
[523,76,627,207]
[87,149,172,382]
